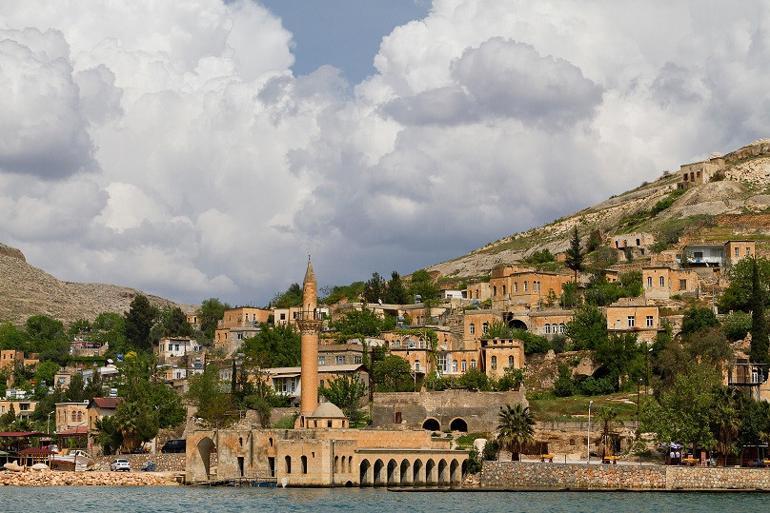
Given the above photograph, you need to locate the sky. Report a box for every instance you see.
[1,0,770,307]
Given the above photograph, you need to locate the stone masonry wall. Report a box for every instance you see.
[481,462,770,491]
[94,453,185,472]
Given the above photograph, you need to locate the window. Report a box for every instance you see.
[747,247,751,256]
[469,323,475,335]
[647,276,652,288]
[735,247,740,257]
[508,356,514,368]
[354,355,362,364]
[280,313,286,320]
[452,360,458,372]
[415,360,420,372]
[491,356,497,370]
[502,285,506,296]
[646,316,654,328]
[336,355,345,364]
[482,322,489,334]
[168,343,173,351]
[545,324,551,334]
[461,361,467,372]
[627,316,635,328]
[437,354,447,373]
[493,286,497,297]
[679,279,687,290]
[560,323,565,333]
[470,359,476,369]
[513,282,518,293]
[285,456,292,474]
[318,356,325,365]
[636,238,640,246]
[524,281,529,292]
[659,276,665,287]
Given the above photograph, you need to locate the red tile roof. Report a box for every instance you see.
[19,446,54,456]
[0,431,45,438]
[56,426,90,436]
[89,397,122,409]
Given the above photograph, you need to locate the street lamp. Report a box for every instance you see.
[587,400,594,464]
[47,411,54,435]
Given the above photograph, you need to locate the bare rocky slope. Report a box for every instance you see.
[427,139,770,282]
[0,243,188,326]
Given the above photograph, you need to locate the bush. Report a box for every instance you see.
[553,364,574,397]
[723,311,752,341]
[457,368,491,391]
[482,439,500,461]
[575,376,616,396]
[496,368,524,391]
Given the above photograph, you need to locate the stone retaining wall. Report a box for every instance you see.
[93,453,185,472]
[0,471,178,487]
[480,462,770,491]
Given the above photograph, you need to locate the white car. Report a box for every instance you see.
[110,459,131,472]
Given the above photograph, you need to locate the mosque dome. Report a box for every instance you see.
[310,402,346,419]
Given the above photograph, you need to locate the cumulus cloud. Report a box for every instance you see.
[2,0,770,307]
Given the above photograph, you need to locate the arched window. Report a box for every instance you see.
[469,323,475,335]
[285,456,292,474]
[493,286,497,297]
[301,455,308,474]
[491,356,497,370]
[659,276,665,287]
[470,359,476,369]
[559,323,565,333]
[647,276,652,287]
[508,356,514,368]
[452,360,458,372]
[415,360,421,372]
[482,322,489,334]
[545,324,551,334]
[461,360,467,372]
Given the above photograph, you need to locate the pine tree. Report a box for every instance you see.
[124,295,158,352]
[750,257,768,365]
[565,226,584,282]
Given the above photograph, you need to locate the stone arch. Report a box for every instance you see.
[387,459,398,485]
[412,459,424,486]
[284,455,292,474]
[359,459,372,486]
[194,437,216,480]
[301,455,308,474]
[399,459,411,485]
[334,455,340,473]
[509,319,528,330]
[461,460,469,481]
[438,459,448,485]
[449,417,468,432]
[425,459,436,485]
[450,459,460,485]
[347,456,353,473]
[422,417,441,431]
[373,459,385,486]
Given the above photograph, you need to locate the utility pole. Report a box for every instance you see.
[587,400,594,465]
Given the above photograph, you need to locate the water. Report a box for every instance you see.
[0,487,766,513]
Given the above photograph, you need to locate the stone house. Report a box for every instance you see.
[55,401,89,433]
[318,343,364,367]
[466,281,492,301]
[678,157,725,188]
[489,267,572,309]
[0,399,38,419]
[0,350,24,371]
[642,266,700,299]
[157,337,203,363]
[723,240,756,266]
[87,397,122,431]
[528,310,574,338]
[606,298,661,343]
[266,364,369,405]
[479,338,525,379]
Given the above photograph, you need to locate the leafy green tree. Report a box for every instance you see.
[482,439,500,461]
[559,281,580,308]
[586,229,603,253]
[594,333,644,391]
[242,324,301,368]
[681,306,719,336]
[383,271,409,304]
[34,360,60,387]
[362,272,386,303]
[565,304,607,350]
[94,415,123,455]
[486,321,514,339]
[564,226,584,282]
[497,404,535,461]
[332,308,394,339]
[0,404,16,430]
[373,355,414,392]
[408,270,439,303]
[709,387,741,465]
[320,374,368,425]
[91,312,128,354]
[66,373,87,402]
[271,283,303,308]
[25,315,69,362]
[321,281,365,305]
[159,307,193,337]
[722,311,752,341]
[718,256,770,312]
[750,257,769,365]
[553,364,574,397]
[457,367,491,391]
[524,249,555,264]
[0,322,29,350]
[124,295,158,352]
[197,298,229,339]
[496,367,525,391]
[67,319,91,338]
[187,364,234,427]
[596,406,623,457]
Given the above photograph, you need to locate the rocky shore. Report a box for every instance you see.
[0,470,180,487]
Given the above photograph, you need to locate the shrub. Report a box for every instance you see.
[723,311,752,341]
[553,364,574,397]
[482,439,500,461]
[575,376,616,396]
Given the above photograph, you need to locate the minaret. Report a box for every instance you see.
[297,257,322,425]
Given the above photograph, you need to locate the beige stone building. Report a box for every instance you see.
[0,349,24,371]
[0,399,38,419]
[528,310,574,337]
[724,240,756,266]
[480,338,525,379]
[87,397,121,431]
[642,266,700,299]
[606,298,661,343]
[679,157,725,188]
[489,266,572,309]
[55,401,89,433]
[466,281,492,301]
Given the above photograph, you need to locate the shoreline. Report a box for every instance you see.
[0,470,181,487]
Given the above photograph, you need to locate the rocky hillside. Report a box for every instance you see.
[0,243,188,326]
[428,139,770,281]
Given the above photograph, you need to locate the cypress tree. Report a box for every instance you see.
[750,257,768,365]
[565,226,584,282]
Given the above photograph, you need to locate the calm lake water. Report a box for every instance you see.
[1,487,766,513]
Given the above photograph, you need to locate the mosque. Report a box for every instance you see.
[185,260,470,486]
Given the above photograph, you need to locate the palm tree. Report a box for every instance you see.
[711,387,741,465]
[596,406,623,459]
[497,404,535,461]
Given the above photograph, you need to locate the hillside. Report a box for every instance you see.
[0,242,189,326]
[427,139,770,282]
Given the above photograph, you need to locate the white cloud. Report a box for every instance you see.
[2,0,770,307]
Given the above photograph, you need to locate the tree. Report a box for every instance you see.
[681,306,719,336]
[559,281,580,308]
[457,367,491,391]
[586,229,603,253]
[408,270,439,303]
[750,257,769,365]
[383,271,409,305]
[565,304,607,350]
[320,374,368,425]
[596,406,623,458]
[158,307,193,337]
[34,360,60,388]
[124,295,158,352]
[362,272,387,303]
[497,404,535,461]
[197,298,229,339]
[553,364,574,397]
[66,373,87,402]
[271,283,303,308]
[594,333,644,391]
[373,355,414,392]
[242,324,301,368]
[187,364,234,427]
[67,319,91,338]
[710,387,741,465]
[564,226,583,282]
[91,312,128,354]
[718,257,770,312]
[723,311,752,341]
[0,323,29,351]
[25,315,69,362]
[332,308,394,339]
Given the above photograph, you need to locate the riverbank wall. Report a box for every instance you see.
[0,470,179,487]
[480,462,770,491]
[92,453,185,472]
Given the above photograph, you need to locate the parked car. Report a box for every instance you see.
[140,461,157,472]
[110,459,131,472]
[161,439,186,453]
